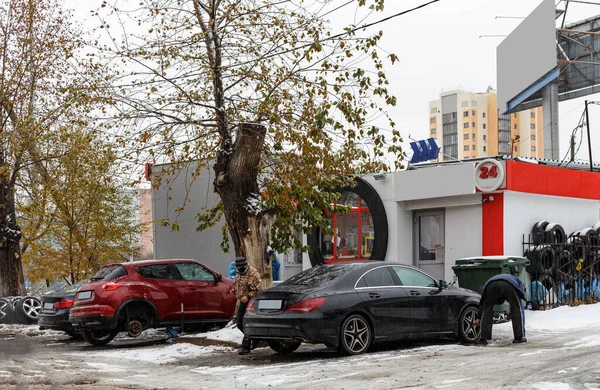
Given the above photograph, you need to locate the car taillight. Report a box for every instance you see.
[101,282,122,291]
[246,300,255,313]
[53,299,74,309]
[286,297,326,313]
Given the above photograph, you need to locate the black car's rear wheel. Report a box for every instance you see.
[339,314,372,355]
[458,306,481,343]
[268,340,301,354]
[81,329,118,346]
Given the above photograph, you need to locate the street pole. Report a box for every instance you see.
[585,100,593,172]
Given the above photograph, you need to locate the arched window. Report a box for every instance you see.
[321,191,374,263]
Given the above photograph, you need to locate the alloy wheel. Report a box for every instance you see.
[460,307,481,343]
[342,316,371,354]
[20,297,41,319]
[0,299,10,321]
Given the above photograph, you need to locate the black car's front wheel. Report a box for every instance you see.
[81,329,118,346]
[458,306,481,343]
[268,340,301,354]
[339,314,372,355]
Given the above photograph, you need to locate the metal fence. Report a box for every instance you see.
[523,227,600,310]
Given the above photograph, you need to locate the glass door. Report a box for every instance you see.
[413,210,445,280]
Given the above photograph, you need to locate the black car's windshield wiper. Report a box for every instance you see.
[90,277,103,281]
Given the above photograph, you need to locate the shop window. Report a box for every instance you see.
[321,192,374,262]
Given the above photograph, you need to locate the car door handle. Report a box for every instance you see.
[410,290,421,296]
[368,293,381,299]
[186,287,197,291]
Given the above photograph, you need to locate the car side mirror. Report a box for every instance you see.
[215,272,222,281]
[438,279,448,289]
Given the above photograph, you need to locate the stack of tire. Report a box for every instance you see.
[525,220,600,309]
[0,296,42,325]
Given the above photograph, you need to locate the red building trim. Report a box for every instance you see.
[482,192,504,256]
[505,160,600,200]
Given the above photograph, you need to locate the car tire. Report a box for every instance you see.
[81,329,118,346]
[338,314,372,355]
[268,340,301,354]
[14,297,42,324]
[0,297,15,324]
[457,306,481,344]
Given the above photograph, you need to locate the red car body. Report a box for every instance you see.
[70,259,236,345]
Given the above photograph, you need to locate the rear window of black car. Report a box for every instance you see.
[90,265,127,282]
[276,263,364,292]
[136,264,180,280]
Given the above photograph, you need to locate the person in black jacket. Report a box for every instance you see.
[474,274,527,345]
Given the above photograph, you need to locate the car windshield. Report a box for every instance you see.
[90,265,127,281]
[275,262,364,293]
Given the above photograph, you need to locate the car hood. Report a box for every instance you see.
[449,285,480,297]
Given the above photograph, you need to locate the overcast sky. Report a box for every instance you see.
[66,0,600,167]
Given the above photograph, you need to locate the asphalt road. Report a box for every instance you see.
[1,324,599,390]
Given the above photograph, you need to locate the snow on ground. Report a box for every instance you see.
[0,323,66,338]
[69,343,229,365]
[492,303,600,338]
[182,321,244,344]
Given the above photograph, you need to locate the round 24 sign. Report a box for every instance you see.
[475,159,505,192]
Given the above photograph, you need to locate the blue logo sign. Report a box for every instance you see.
[409,138,440,164]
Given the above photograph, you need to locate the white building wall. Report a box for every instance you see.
[445,205,482,282]
[503,191,600,256]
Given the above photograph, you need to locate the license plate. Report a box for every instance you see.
[43,302,54,310]
[78,291,92,300]
[259,300,282,310]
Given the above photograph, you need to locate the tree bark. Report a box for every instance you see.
[0,158,25,297]
[214,123,274,287]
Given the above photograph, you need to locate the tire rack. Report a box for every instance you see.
[522,221,600,310]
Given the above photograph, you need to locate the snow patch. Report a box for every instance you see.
[85,362,127,373]
[519,349,551,357]
[185,324,243,344]
[69,343,227,364]
[531,383,573,390]
[564,335,600,349]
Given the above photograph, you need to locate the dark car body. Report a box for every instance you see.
[69,259,236,345]
[38,280,87,335]
[244,261,481,355]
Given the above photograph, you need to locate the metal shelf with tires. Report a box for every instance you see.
[452,256,529,321]
[523,220,600,310]
[0,296,41,324]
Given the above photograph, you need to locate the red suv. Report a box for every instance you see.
[70,259,236,345]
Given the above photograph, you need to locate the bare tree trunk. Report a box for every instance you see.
[214,123,274,287]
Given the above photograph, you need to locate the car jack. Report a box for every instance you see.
[165,327,179,342]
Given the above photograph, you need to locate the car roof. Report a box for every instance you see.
[104,259,204,268]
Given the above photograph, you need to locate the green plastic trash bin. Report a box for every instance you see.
[452,256,529,314]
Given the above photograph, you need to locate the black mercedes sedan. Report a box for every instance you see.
[243,261,481,355]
